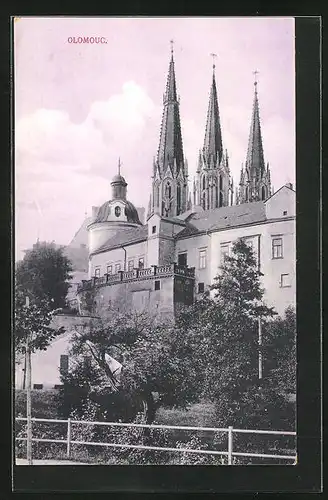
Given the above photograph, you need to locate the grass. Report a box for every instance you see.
[14,390,219,464]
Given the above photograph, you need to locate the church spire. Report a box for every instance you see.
[203,54,223,167]
[237,72,271,204]
[150,41,188,219]
[245,71,265,179]
[156,41,184,177]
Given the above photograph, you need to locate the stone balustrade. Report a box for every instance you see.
[77,264,195,292]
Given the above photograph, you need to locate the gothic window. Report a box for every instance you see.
[177,184,181,215]
[219,191,223,207]
[165,182,172,199]
[202,176,206,190]
[115,206,121,217]
[213,179,218,208]
[261,186,266,200]
[202,193,206,210]
[246,186,249,202]
[156,185,160,207]
[219,174,223,191]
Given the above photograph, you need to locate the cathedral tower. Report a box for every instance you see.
[149,43,189,219]
[237,73,272,204]
[194,57,232,210]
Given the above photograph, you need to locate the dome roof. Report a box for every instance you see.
[111,174,127,185]
[94,199,141,225]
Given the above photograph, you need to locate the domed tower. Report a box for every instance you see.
[88,159,142,255]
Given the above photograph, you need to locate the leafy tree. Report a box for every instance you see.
[264,305,296,395]
[16,241,73,309]
[58,310,207,425]
[14,282,65,355]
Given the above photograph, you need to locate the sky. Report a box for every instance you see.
[14,17,295,261]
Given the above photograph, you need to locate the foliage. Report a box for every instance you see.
[264,305,297,395]
[15,240,73,309]
[59,309,209,426]
[14,283,65,354]
[175,238,295,441]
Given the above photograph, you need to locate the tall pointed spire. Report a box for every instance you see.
[237,72,271,204]
[157,41,184,176]
[203,54,223,167]
[245,71,265,179]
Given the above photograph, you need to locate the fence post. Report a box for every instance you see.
[66,418,71,459]
[228,426,233,465]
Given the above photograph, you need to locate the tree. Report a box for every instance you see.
[14,283,65,355]
[58,310,207,425]
[264,305,296,396]
[15,241,73,309]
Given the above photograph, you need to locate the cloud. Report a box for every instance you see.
[15,81,161,259]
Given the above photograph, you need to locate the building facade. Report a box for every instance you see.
[15,47,296,389]
[77,48,295,319]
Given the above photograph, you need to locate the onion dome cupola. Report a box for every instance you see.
[88,159,142,255]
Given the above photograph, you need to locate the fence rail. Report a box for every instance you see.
[15,417,296,465]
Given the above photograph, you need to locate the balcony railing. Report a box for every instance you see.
[77,264,195,292]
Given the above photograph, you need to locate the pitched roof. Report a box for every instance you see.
[177,201,267,238]
[91,225,148,255]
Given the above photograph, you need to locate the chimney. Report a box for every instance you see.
[285,182,293,190]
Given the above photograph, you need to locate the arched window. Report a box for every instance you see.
[202,176,206,190]
[215,184,219,208]
[202,193,206,210]
[261,186,266,200]
[246,186,249,201]
[165,181,171,199]
[219,174,223,191]
[219,192,223,207]
[177,184,181,215]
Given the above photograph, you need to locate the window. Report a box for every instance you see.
[155,280,161,291]
[178,252,187,267]
[152,225,156,234]
[115,263,121,273]
[107,265,113,275]
[138,257,144,269]
[199,249,207,269]
[94,267,100,278]
[272,237,283,259]
[220,244,230,263]
[280,273,291,287]
[128,259,134,271]
[177,184,181,215]
[115,206,121,217]
[198,282,205,293]
[60,355,69,374]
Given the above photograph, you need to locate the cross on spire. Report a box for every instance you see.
[210,53,217,70]
[170,39,174,55]
[118,157,122,175]
[253,69,259,87]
